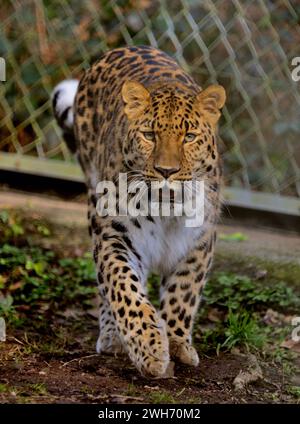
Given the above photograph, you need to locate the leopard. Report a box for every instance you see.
[52,45,226,377]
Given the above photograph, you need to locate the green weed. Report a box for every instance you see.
[0,243,97,326]
[222,309,266,351]
[0,383,8,393]
[197,309,266,353]
[149,391,176,404]
[29,383,48,396]
[287,386,300,399]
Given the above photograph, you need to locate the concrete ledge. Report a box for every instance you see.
[0,189,299,264]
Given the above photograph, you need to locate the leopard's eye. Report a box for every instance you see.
[142,131,155,141]
[184,133,196,143]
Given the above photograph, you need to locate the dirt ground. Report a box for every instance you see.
[0,190,299,404]
[0,334,294,404]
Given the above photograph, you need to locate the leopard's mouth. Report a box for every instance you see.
[126,174,196,206]
[149,185,187,205]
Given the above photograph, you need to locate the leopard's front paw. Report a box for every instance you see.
[96,331,124,355]
[140,323,170,378]
[125,313,170,378]
[169,339,199,366]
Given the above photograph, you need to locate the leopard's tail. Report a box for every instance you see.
[52,79,79,153]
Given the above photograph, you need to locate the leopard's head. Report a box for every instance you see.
[121,80,225,186]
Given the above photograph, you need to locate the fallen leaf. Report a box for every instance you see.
[109,394,145,404]
[144,385,159,390]
[263,309,295,326]
[207,307,225,323]
[59,308,84,319]
[263,308,282,325]
[8,281,23,291]
[280,339,300,353]
[255,269,268,280]
[15,304,30,311]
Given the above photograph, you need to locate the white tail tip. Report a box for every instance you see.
[52,79,79,130]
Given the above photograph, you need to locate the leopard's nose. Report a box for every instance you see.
[154,165,180,179]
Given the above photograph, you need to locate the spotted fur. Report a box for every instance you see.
[53,46,226,376]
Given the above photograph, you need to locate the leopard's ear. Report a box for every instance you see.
[122,81,150,119]
[196,85,226,124]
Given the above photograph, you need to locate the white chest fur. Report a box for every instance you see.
[128,216,204,276]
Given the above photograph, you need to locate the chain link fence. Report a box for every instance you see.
[0,0,300,214]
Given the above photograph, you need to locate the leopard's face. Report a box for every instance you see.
[121,81,226,186]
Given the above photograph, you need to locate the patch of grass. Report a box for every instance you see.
[0,209,52,243]
[38,340,67,357]
[0,384,33,403]
[80,384,94,394]
[219,232,248,241]
[194,269,299,354]
[215,252,300,291]
[29,383,48,396]
[126,383,139,397]
[222,309,266,351]
[0,383,8,393]
[36,225,51,237]
[287,386,300,399]
[197,309,266,354]
[265,392,280,402]
[0,243,97,327]
[203,272,300,313]
[275,345,296,362]
[0,210,24,240]
[149,391,176,404]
